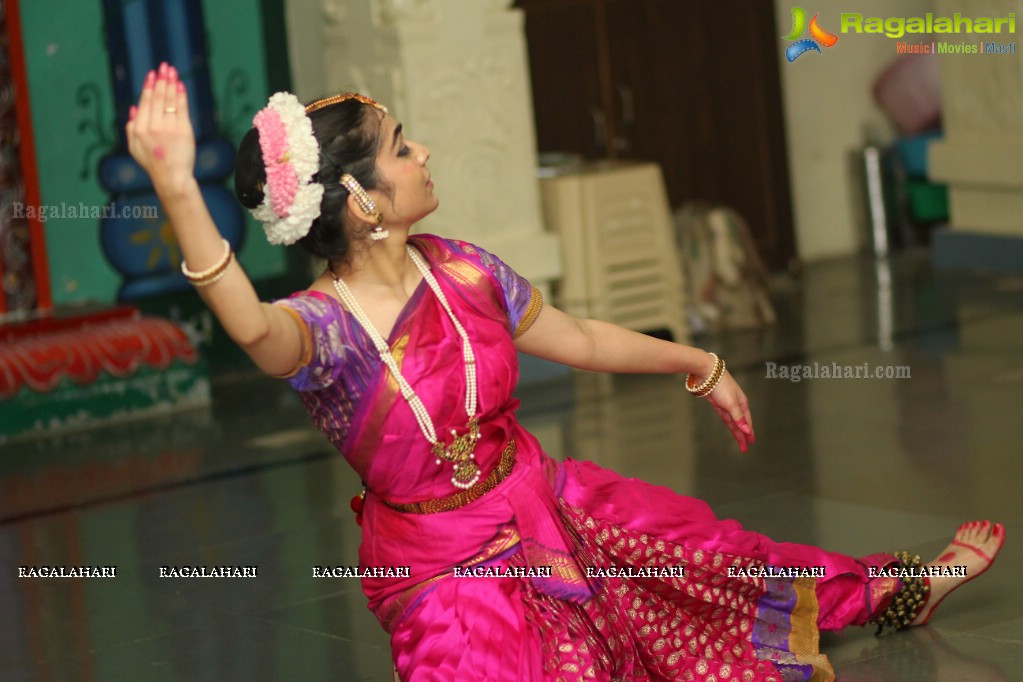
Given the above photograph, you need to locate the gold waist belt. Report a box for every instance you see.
[382,439,517,514]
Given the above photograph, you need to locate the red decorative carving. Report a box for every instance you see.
[0,312,198,398]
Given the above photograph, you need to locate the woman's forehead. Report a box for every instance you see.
[376,114,405,152]
[380,112,402,133]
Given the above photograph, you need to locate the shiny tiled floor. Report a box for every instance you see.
[2,251,1022,681]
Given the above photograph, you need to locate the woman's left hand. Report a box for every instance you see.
[705,370,755,452]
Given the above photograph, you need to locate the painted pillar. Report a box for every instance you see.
[0,0,50,315]
[98,0,245,300]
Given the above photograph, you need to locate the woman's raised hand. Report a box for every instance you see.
[126,62,195,197]
[121,63,305,375]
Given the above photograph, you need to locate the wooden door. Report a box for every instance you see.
[519,0,797,271]
[517,0,607,159]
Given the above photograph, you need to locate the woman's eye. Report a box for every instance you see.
[398,145,411,157]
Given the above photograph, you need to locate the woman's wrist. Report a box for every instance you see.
[683,349,718,382]
[700,350,718,380]
[155,175,200,204]
[685,352,725,397]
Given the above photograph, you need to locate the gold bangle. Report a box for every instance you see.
[686,353,725,397]
[191,256,233,287]
[181,238,232,285]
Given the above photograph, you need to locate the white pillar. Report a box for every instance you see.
[320,0,561,286]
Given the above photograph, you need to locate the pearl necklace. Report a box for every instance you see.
[330,245,482,489]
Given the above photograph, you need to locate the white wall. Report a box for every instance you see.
[774,0,933,261]
[285,0,325,101]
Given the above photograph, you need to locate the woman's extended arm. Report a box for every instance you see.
[126,63,303,377]
[515,304,755,452]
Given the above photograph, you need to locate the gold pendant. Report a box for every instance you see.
[432,418,482,489]
[452,461,481,487]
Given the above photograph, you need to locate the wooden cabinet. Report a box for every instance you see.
[517,0,797,271]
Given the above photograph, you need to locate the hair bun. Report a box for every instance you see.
[235,127,267,210]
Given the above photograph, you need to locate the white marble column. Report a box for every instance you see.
[319,0,561,286]
[929,0,1023,237]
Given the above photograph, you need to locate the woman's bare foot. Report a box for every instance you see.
[911,520,1005,626]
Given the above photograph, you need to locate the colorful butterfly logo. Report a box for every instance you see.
[782,7,839,62]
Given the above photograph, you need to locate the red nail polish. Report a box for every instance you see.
[129,105,137,121]
[176,81,185,93]
[144,71,156,88]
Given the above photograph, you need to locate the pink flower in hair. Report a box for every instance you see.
[250,93,324,245]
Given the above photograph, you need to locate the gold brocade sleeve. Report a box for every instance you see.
[513,286,544,339]
[267,303,314,379]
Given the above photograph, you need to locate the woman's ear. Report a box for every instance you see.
[344,192,363,222]
[345,192,379,225]
[341,176,383,225]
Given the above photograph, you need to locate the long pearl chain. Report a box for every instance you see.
[330,246,482,489]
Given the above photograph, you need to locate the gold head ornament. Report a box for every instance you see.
[305,92,389,114]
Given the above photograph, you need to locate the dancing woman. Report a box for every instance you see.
[127,62,1003,681]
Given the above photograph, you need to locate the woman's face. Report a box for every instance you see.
[370,113,438,226]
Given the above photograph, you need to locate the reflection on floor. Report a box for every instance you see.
[2,251,1022,681]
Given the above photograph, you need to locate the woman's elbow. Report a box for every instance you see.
[231,320,273,349]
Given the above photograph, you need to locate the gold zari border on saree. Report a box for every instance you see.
[514,287,544,338]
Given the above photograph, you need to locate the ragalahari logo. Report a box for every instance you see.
[782,7,839,61]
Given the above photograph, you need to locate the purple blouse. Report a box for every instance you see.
[272,235,541,455]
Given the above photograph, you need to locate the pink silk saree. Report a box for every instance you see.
[276,235,901,682]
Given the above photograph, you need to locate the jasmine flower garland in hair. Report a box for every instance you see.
[251,92,324,245]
